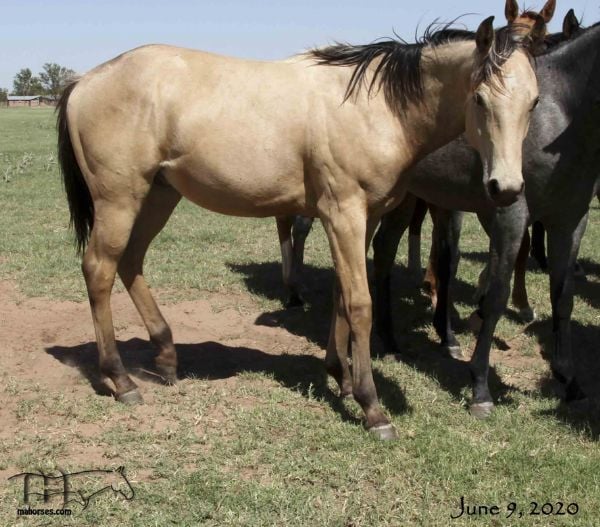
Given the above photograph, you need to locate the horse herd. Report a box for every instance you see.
[56,0,599,440]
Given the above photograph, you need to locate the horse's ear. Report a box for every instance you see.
[527,15,547,49]
[505,0,519,23]
[563,9,580,38]
[540,0,556,24]
[116,466,125,474]
[476,16,495,56]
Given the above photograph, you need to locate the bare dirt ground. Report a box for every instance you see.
[0,280,324,480]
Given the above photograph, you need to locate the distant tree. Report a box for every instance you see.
[39,63,76,97]
[12,68,43,95]
[0,88,7,103]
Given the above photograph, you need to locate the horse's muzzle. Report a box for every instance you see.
[488,177,524,207]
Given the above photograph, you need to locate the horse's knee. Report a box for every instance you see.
[82,252,116,299]
[347,300,372,330]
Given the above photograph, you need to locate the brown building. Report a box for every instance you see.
[6,95,57,107]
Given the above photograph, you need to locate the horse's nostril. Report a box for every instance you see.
[488,179,501,197]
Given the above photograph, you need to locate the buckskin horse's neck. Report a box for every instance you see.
[399,41,475,163]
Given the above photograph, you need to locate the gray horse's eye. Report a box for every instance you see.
[474,92,485,107]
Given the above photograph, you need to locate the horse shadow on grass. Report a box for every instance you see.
[227,260,515,407]
[519,318,600,439]
[45,338,410,426]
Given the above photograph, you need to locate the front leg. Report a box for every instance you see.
[469,202,528,418]
[546,213,589,402]
[321,200,397,440]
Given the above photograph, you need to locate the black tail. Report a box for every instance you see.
[57,81,94,255]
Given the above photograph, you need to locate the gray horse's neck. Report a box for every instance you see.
[539,23,600,111]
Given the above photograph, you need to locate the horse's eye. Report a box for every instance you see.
[474,92,485,107]
[531,96,540,111]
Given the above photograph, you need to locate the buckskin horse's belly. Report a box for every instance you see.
[160,149,308,218]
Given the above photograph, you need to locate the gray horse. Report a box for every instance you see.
[374,17,600,418]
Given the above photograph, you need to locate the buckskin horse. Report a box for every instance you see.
[57,18,541,439]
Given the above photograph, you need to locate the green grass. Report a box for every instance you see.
[0,107,599,526]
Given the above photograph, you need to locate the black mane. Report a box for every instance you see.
[310,22,529,113]
[541,20,597,51]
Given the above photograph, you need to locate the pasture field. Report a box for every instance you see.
[0,107,599,526]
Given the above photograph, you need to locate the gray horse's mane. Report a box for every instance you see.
[541,19,598,51]
[310,21,534,112]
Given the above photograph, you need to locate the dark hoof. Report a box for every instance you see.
[156,365,178,386]
[516,306,536,324]
[470,401,494,419]
[284,293,305,309]
[368,423,399,441]
[117,389,144,405]
[443,344,464,360]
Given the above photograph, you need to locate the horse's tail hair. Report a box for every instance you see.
[57,80,93,255]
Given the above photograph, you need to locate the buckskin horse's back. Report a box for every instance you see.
[64,44,316,217]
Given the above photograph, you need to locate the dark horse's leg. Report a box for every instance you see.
[118,180,182,384]
[372,194,418,355]
[407,198,429,283]
[511,228,536,322]
[546,213,589,402]
[276,216,314,308]
[430,208,464,359]
[469,201,528,418]
[530,221,548,270]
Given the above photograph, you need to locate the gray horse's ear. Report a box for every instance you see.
[476,17,495,55]
[116,466,125,473]
[540,0,556,24]
[528,15,547,48]
[563,9,580,38]
[505,0,519,23]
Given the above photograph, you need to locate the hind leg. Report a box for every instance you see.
[407,198,428,283]
[430,208,463,359]
[83,198,146,403]
[118,181,182,385]
[546,214,589,402]
[277,216,313,308]
[512,229,536,322]
[530,221,548,271]
[372,194,418,355]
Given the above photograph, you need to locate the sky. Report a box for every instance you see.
[0,0,596,91]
